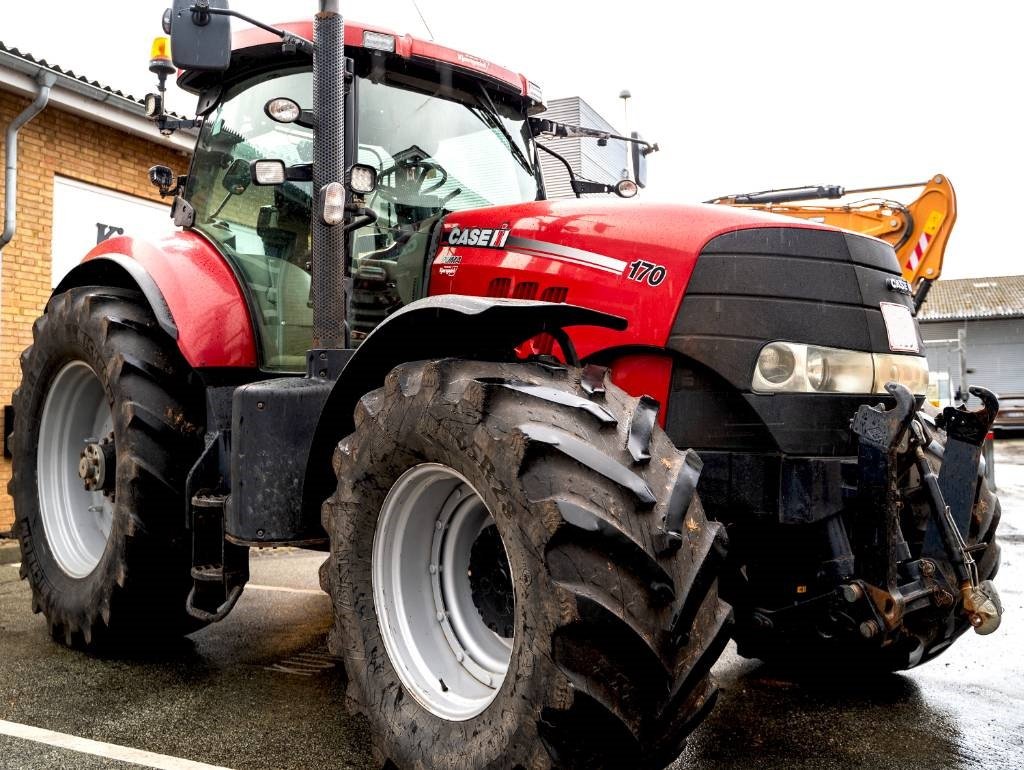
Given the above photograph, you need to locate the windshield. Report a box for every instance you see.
[185,62,539,369]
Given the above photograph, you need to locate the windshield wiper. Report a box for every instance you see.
[473,84,535,177]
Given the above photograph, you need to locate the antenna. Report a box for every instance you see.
[410,0,435,40]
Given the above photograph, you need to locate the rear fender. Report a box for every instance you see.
[301,296,627,518]
[57,232,258,369]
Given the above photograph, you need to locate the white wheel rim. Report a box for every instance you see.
[372,463,515,721]
[37,361,115,578]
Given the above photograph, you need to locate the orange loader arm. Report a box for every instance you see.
[709,174,956,310]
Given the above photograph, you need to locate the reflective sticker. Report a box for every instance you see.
[880,302,920,353]
[924,210,945,236]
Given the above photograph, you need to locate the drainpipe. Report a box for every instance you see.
[1,71,56,253]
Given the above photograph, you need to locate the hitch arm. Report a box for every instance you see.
[909,419,1002,635]
[851,382,917,589]
[928,387,999,546]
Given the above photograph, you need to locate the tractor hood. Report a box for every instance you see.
[429,198,827,358]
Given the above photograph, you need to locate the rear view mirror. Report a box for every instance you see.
[631,133,648,189]
[221,158,251,194]
[167,0,232,72]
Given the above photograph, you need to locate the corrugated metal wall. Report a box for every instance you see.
[536,96,627,199]
[920,317,1024,396]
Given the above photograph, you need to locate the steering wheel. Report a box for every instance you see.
[376,157,448,203]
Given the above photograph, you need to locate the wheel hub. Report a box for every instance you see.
[372,463,515,721]
[468,526,515,639]
[78,436,115,495]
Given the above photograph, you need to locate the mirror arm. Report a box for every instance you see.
[535,141,581,199]
[529,117,658,155]
[571,180,614,196]
[192,5,314,55]
[155,115,203,136]
[341,206,378,234]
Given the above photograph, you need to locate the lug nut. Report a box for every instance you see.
[859,620,880,639]
[841,584,863,603]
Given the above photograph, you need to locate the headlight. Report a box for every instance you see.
[756,343,796,384]
[752,342,928,395]
[872,352,930,396]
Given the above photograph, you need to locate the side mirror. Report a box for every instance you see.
[631,133,648,189]
[221,158,251,194]
[166,0,232,72]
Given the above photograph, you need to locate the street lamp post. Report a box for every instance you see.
[619,89,631,179]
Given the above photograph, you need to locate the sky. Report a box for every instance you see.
[1,0,1020,279]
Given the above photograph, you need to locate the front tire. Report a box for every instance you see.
[10,287,205,648]
[321,359,732,769]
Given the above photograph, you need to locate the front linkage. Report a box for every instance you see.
[840,383,1002,648]
[734,381,1004,663]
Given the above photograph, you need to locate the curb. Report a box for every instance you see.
[0,540,21,565]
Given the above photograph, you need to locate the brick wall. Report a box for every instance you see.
[0,89,190,532]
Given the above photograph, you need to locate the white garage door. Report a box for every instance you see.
[50,176,175,287]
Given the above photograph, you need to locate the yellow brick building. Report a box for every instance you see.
[0,44,192,532]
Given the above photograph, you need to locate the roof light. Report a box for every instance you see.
[346,164,378,195]
[265,97,301,124]
[144,92,163,119]
[161,7,173,34]
[527,80,544,103]
[251,160,286,185]
[149,36,175,76]
[320,182,346,226]
[363,30,396,53]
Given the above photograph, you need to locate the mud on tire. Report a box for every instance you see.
[9,287,205,648]
[320,359,732,769]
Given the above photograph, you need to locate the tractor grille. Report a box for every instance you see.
[669,227,918,391]
[665,227,922,456]
[486,277,569,305]
[483,279,571,357]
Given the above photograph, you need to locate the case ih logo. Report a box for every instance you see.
[887,277,913,295]
[447,226,510,249]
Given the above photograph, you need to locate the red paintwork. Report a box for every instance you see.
[85,232,258,368]
[431,199,832,357]
[608,354,675,427]
[223,21,534,98]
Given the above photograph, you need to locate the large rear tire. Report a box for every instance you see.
[321,359,732,769]
[9,287,206,648]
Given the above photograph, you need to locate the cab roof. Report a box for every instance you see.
[216,19,542,105]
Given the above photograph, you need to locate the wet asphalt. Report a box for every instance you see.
[1,441,1022,769]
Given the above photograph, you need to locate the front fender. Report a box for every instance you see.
[301,295,627,517]
[59,232,258,369]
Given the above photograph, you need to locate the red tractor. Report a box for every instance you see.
[9,2,1003,767]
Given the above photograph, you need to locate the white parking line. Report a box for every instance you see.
[246,583,326,596]
[0,719,232,770]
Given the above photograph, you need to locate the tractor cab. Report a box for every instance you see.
[171,23,544,368]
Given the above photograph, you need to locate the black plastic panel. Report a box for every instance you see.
[696,450,857,525]
[666,225,925,457]
[699,226,901,273]
[227,377,332,544]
